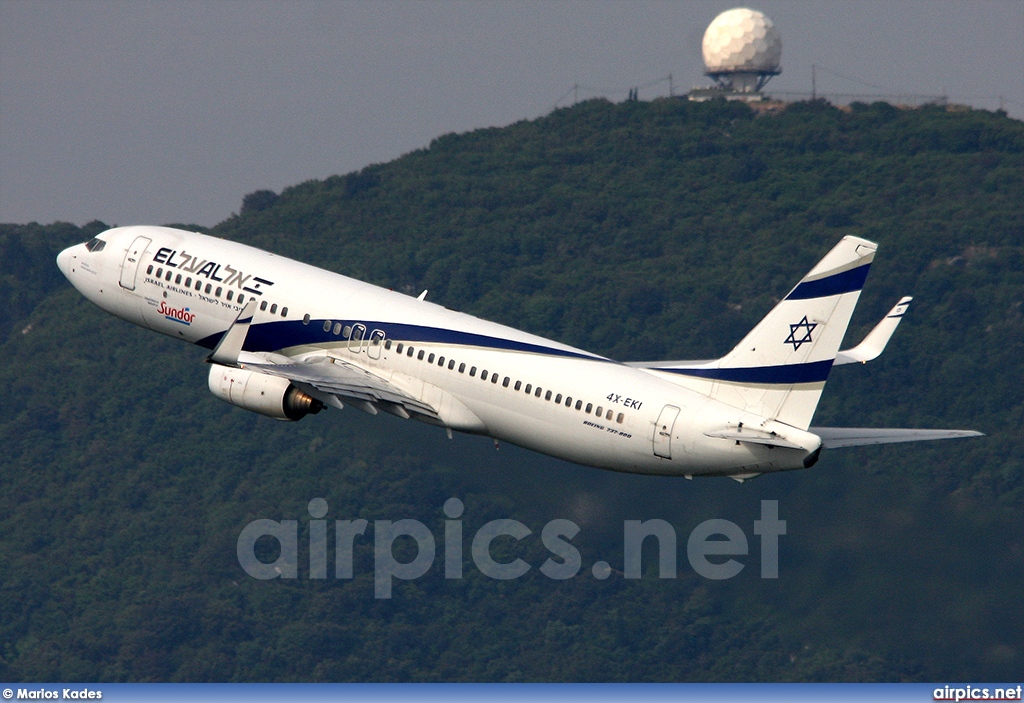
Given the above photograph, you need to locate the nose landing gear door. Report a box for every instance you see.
[119,236,152,291]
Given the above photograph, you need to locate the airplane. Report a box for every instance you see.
[56,226,981,481]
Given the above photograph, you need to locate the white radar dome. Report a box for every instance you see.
[702,8,781,75]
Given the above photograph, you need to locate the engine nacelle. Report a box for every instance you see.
[208,365,324,421]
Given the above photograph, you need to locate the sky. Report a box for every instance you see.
[1,0,1021,229]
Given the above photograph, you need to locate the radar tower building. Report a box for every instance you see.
[693,7,781,100]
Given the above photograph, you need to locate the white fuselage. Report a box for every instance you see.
[57,226,818,477]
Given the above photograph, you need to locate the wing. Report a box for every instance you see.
[833,296,912,365]
[811,426,983,449]
[208,301,438,420]
[239,351,440,421]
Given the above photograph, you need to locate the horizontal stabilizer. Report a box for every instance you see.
[834,296,912,365]
[705,428,805,450]
[811,426,983,449]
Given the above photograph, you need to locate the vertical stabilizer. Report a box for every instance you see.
[657,237,876,429]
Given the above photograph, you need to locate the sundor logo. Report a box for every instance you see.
[158,301,195,325]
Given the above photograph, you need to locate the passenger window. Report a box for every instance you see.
[616,413,624,424]
[396,343,403,353]
[303,314,310,325]
[438,356,445,366]
[459,363,466,373]
[545,391,552,401]
[418,350,425,360]
[428,353,435,363]
[333,323,342,335]
[575,400,582,410]
[470,366,477,377]
[186,277,191,287]
[238,295,245,304]
[596,406,603,416]
[492,375,498,384]
[585,403,593,414]
[514,381,522,391]
[481,371,488,381]
[606,409,613,421]
[502,377,510,388]
[448,359,455,370]
[385,340,392,350]
[269,303,277,314]
[407,347,414,357]
[227,290,234,301]
[146,265,154,275]
[165,271,172,281]
[195,281,202,291]
[175,274,182,284]
[555,394,562,404]
[281,307,288,317]
[525,384,532,394]
[323,320,332,332]
[343,325,352,338]
[156,268,163,278]
[535,387,542,398]
[217,287,223,297]
[565,397,572,407]
[260,300,267,311]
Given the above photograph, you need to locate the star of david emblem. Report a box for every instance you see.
[785,316,817,351]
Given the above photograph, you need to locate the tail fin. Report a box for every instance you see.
[654,236,876,429]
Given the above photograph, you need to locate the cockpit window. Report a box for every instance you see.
[84,238,106,252]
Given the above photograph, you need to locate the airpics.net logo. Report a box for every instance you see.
[237,499,787,598]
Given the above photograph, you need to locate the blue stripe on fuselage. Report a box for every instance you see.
[198,319,609,362]
[786,263,871,301]
[655,359,833,384]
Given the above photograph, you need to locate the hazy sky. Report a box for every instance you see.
[1,0,1021,228]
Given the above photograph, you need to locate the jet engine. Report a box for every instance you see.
[208,365,324,421]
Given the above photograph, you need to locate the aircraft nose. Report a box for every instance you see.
[56,246,76,278]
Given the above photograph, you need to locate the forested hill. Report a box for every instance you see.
[216,99,1022,363]
[1,98,1022,682]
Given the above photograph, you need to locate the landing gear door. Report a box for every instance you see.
[119,236,151,291]
[653,405,680,459]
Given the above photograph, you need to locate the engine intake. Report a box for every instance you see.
[208,365,324,421]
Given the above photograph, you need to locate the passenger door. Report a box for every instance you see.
[119,236,151,291]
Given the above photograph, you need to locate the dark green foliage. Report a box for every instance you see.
[240,190,279,215]
[1,100,1022,682]
[0,221,87,339]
